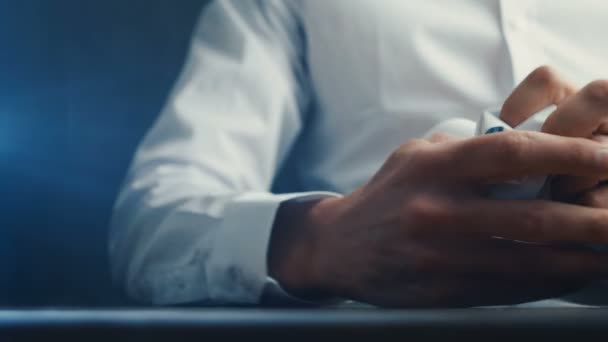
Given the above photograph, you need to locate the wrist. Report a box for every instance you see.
[268,195,344,300]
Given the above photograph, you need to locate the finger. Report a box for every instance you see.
[542,80,608,137]
[429,238,608,278]
[414,236,608,278]
[596,126,608,136]
[578,185,608,209]
[590,134,608,145]
[442,198,608,245]
[551,175,599,201]
[500,66,576,127]
[430,130,608,182]
[551,134,608,200]
[427,132,458,144]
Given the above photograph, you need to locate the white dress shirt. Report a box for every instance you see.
[109,0,608,305]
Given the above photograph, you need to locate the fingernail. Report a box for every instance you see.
[597,149,608,168]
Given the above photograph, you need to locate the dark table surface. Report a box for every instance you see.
[2,307,608,341]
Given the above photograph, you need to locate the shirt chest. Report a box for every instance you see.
[300,0,608,121]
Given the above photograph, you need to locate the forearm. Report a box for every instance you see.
[110,169,343,305]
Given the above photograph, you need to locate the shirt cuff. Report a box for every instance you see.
[206,191,342,305]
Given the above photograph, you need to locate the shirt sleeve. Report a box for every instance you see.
[109,0,339,305]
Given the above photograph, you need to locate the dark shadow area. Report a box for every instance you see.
[0,0,209,306]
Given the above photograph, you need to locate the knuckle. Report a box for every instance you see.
[570,138,591,159]
[584,212,608,242]
[529,65,559,87]
[389,139,432,168]
[581,191,605,208]
[583,79,608,104]
[382,139,437,186]
[429,132,452,143]
[526,66,575,102]
[496,131,530,163]
[559,138,592,169]
[402,138,429,152]
[403,195,451,231]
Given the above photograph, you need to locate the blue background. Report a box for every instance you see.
[0,0,209,306]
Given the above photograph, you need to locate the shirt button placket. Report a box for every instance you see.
[500,0,537,86]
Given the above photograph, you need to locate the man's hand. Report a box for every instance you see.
[499,65,608,202]
[269,129,608,307]
[268,66,608,308]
